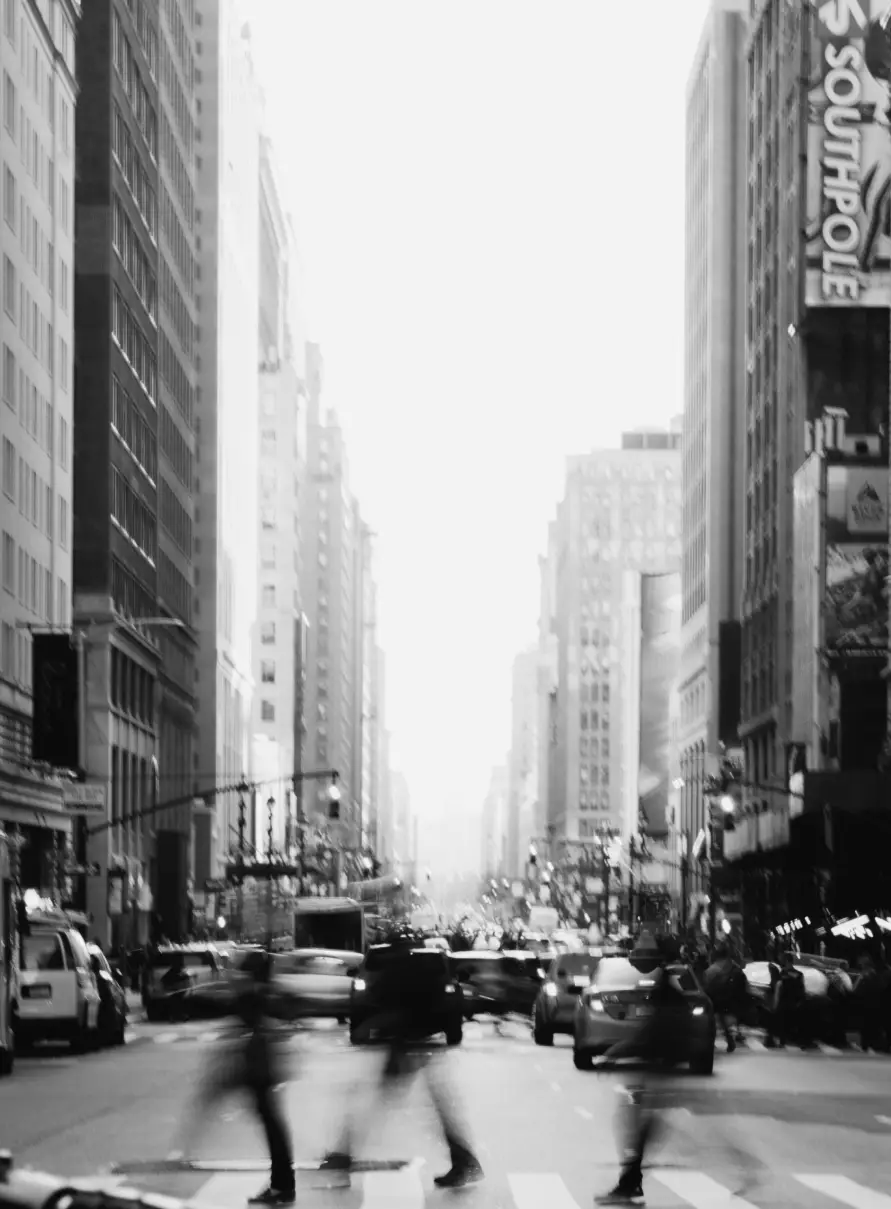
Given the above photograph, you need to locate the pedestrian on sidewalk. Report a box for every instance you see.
[171,950,297,1206]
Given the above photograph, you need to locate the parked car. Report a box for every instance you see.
[533,951,604,1045]
[17,923,101,1052]
[88,944,127,1047]
[573,955,716,1074]
[350,943,463,1046]
[271,948,362,1022]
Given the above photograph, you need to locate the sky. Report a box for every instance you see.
[251,0,712,844]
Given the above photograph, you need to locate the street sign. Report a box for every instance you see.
[204,878,228,893]
[61,783,106,814]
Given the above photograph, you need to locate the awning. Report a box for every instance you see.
[0,764,71,832]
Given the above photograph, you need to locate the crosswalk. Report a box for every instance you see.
[126,1165,891,1208]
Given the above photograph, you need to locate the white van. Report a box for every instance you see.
[17,924,101,1051]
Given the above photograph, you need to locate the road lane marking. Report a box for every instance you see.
[361,1159,425,1208]
[796,1174,891,1207]
[876,1116,891,1126]
[154,1033,180,1044]
[575,1106,593,1120]
[508,1173,579,1208]
[653,1170,758,1206]
[550,1080,561,1092]
[533,1063,542,1072]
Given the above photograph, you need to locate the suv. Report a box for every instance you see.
[17,923,101,1052]
[350,944,463,1046]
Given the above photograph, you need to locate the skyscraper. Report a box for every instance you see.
[192,0,262,886]
[0,0,80,889]
[75,0,162,945]
[506,647,538,878]
[549,428,682,844]
[678,0,747,919]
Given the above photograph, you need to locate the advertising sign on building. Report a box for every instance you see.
[826,465,889,541]
[824,543,889,653]
[792,456,823,743]
[805,2,891,308]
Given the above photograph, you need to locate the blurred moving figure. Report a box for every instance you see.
[171,951,296,1205]
[703,944,746,1051]
[324,934,483,1189]
[592,939,690,1207]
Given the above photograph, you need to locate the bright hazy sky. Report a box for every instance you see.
[252,1,711,841]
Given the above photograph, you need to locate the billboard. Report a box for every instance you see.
[637,573,680,839]
[805,2,891,307]
[824,542,889,652]
[31,634,79,770]
[825,464,888,541]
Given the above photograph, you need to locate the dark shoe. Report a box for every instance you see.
[319,1153,351,1172]
[434,1162,484,1188]
[248,1187,295,1205]
[594,1186,645,1206]
[726,1039,736,1053]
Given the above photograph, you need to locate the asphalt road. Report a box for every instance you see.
[2,1018,891,1207]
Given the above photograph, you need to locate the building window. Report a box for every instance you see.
[3,254,15,318]
[262,585,275,608]
[2,531,14,594]
[2,437,14,499]
[261,700,275,722]
[260,621,275,645]
[261,660,275,684]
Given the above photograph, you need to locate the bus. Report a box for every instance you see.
[293,897,366,953]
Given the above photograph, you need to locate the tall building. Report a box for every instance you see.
[549,427,682,844]
[251,136,307,853]
[192,1,262,886]
[0,0,80,889]
[357,534,382,854]
[75,0,162,945]
[480,764,508,877]
[300,353,363,852]
[389,768,413,882]
[678,0,747,922]
[506,647,538,878]
[154,0,199,938]
[536,523,558,843]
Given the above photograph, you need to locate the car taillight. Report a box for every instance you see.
[352,978,366,993]
[585,991,604,1013]
[543,981,558,997]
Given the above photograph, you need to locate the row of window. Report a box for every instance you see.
[112,193,157,323]
[160,184,196,295]
[112,286,158,404]
[159,402,192,489]
[3,72,68,233]
[579,710,609,732]
[159,478,191,557]
[1,530,54,620]
[112,375,157,484]
[159,330,193,425]
[112,102,158,240]
[110,642,155,724]
[111,555,155,622]
[579,736,610,759]
[3,167,67,310]
[160,35,195,159]
[579,682,610,704]
[579,764,610,787]
[160,100,195,231]
[579,793,610,812]
[159,549,190,624]
[3,346,63,466]
[123,0,159,81]
[112,8,158,160]
[111,468,156,565]
[161,0,196,95]
[0,602,71,688]
[160,258,194,356]
[3,255,67,387]
[1,438,67,545]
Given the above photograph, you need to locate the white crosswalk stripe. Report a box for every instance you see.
[172,1165,891,1208]
[795,1174,891,1208]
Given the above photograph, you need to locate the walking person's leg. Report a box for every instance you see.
[249,1084,296,1204]
[424,1052,483,1187]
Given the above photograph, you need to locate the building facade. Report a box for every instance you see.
[192,0,262,886]
[506,647,538,878]
[75,0,163,945]
[0,0,80,894]
[154,0,198,938]
[251,136,306,854]
[550,428,682,845]
[678,0,747,923]
[480,764,508,878]
[536,522,558,846]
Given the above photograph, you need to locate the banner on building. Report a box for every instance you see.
[637,573,681,838]
[826,465,889,542]
[792,456,823,744]
[805,2,891,308]
[824,542,889,653]
[31,634,79,771]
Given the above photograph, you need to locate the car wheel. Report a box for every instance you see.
[115,1013,127,1046]
[70,1019,88,1054]
[533,1022,554,1046]
[146,1004,163,1023]
[349,1019,363,1045]
[573,1048,593,1071]
[445,1022,463,1047]
[690,1047,715,1075]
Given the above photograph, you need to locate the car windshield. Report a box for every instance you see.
[553,954,600,977]
[594,959,659,991]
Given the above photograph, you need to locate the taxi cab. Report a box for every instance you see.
[532,950,604,1045]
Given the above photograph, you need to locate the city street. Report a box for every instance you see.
[2,1019,891,1207]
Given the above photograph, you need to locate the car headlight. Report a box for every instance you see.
[588,999,604,1013]
[542,981,557,997]
[352,978,366,993]
[691,1006,705,1017]
[445,984,456,994]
